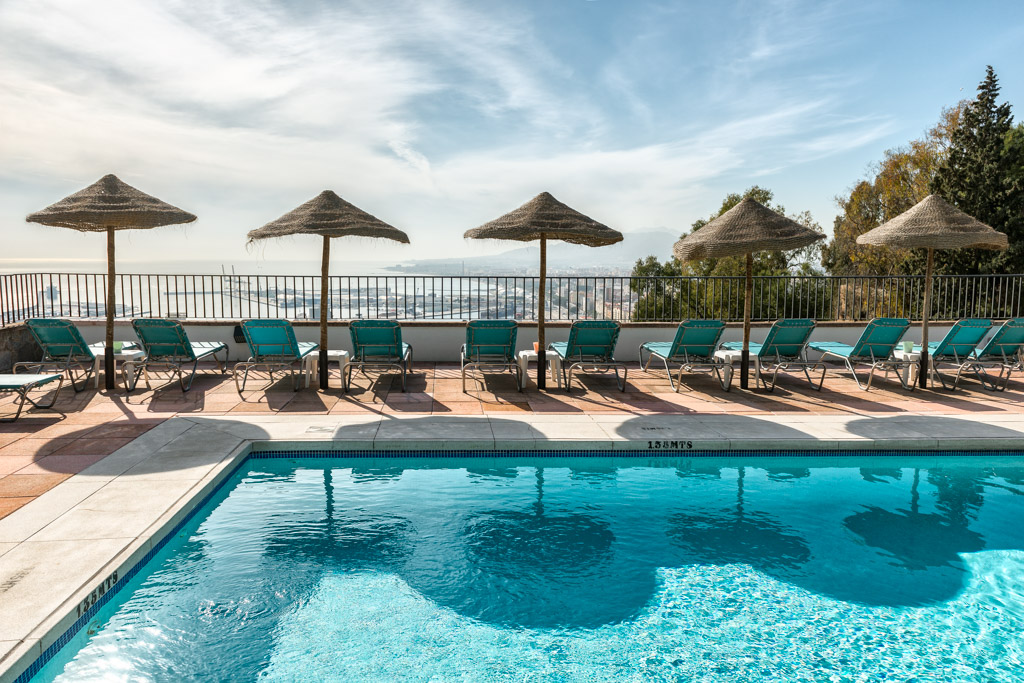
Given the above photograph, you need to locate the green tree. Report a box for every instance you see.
[630,186,826,321]
[930,65,1023,275]
[1007,123,1024,189]
[823,104,963,276]
[629,255,686,320]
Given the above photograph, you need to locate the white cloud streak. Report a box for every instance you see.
[0,0,894,265]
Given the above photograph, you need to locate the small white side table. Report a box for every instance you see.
[713,349,744,385]
[308,350,350,389]
[517,349,563,389]
[713,349,744,365]
[892,349,921,386]
[89,342,145,389]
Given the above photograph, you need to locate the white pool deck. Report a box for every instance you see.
[2,411,1024,681]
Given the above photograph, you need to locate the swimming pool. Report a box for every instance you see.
[31,453,1024,681]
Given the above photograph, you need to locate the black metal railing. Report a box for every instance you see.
[2,272,1024,326]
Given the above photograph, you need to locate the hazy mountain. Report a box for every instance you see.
[389,229,678,275]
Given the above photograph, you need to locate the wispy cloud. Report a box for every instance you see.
[0,0,906,264]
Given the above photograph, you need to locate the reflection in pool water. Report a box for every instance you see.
[37,456,1024,681]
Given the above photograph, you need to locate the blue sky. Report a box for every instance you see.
[1,0,1022,271]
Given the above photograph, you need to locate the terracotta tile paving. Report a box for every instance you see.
[50,437,135,456]
[84,423,158,439]
[0,437,75,457]
[12,453,108,475]
[30,423,100,438]
[329,402,384,414]
[0,473,70,497]
[0,360,1023,519]
[0,456,40,476]
[0,497,35,518]
[431,402,484,414]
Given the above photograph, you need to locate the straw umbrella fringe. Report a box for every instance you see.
[856,194,1006,388]
[674,198,824,389]
[465,192,622,390]
[247,190,409,390]
[26,175,196,390]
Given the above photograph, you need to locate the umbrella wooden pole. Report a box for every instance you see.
[319,236,330,390]
[740,253,753,389]
[104,227,116,391]
[919,248,934,389]
[537,235,547,390]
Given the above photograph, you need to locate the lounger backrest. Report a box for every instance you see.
[974,318,1024,360]
[465,320,517,361]
[932,319,991,359]
[849,318,910,359]
[241,319,300,360]
[670,320,725,359]
[564,320,620,360]
[25,319,94,361]
[758,319,815,359]
[132,318,196,361]
[350,320,403,361]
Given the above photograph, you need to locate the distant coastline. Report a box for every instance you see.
[0,229,674,277]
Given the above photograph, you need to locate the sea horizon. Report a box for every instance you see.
[0,258,424,277]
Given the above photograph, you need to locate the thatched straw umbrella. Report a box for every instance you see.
[26,174,196,391]
[674,198,824,389]
[464,192,623,390]
[857,194,1006,388]
[247,190,409,390]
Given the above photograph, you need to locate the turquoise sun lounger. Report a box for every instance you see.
[914,318,1023,391]
[807,318,912,391]
[461,319,521,392]
[347,320,413,392]
[235,319,318,393]
[129,318,228,392]
[638,320,731,391]
[720,318,825,392]
[15,319,97,392]
[549,320,626,392]
[0,373,64,422]
[912,318,993,390]
[966,318,1024,391]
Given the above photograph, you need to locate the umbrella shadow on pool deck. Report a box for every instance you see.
[609,412,819,446]
[842,414,1024,444]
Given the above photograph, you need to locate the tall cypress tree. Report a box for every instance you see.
[930,66,1022,274]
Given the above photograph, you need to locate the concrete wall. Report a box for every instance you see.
[35,319,959,363]
[0,324,40,372]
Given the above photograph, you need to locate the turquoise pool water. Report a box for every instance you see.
[34,455,1024,681]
